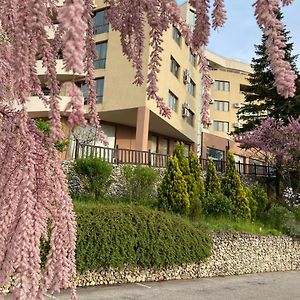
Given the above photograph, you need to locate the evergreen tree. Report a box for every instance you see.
[173,142,190,176]
[188,149,205,219]
[205,159,221,196]
[236,12,300,133]
[222,151,251,219]
[158,156,190,215]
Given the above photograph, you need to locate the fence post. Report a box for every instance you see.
[148,149,152,167]
[74,140,79,159]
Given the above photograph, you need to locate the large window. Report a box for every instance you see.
[172,27,181,45]
[188,79,196,96]
[170,56,180,78]
[93,9,109,34]
[214,100,229,112]
[207,147,224,161]
[214,80,230,92]
[213,120,229,132]
[94,41,108,69]
[81,78,104,104]
[189,50,197,67]
[161,138,169,155]
[186,110,194,126]
[168,91,178,112]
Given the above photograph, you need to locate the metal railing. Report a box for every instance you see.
[73,143,275,177]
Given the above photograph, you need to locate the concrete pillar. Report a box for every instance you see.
[135,106,150,151]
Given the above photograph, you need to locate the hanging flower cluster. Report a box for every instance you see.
[254,0,297,98]
[0,106,77,300]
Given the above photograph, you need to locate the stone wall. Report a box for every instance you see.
[77,232,300,287]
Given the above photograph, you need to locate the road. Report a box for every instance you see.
[51,271,300,300]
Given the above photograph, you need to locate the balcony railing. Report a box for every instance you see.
[73,143,276,177]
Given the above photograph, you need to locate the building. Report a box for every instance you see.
[27,0,256,167]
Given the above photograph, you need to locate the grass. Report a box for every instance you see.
[196,216,282,236]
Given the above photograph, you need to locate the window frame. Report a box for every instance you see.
[93,9,110,34]
[172,26,181,45]
[214,80,230,92]
[213,120,229,132]
[214,100,230,112]
[168,90,178,112]
[170,56,180,78]
[188,79,196,96]
[94,41,108,69]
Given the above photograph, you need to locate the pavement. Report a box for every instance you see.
[50,271,300,300]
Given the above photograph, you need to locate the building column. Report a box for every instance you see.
[135,106,150,151]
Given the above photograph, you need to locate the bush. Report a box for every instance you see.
[251,182,269,220]
[245,187,258,220]
[222,151,250,219]
[204,193,233,218]
[74,203,212,272]
[263,204,295,230]
[121,165,159,205]
[158,155,190,215]
[73,157,112,201]
[205,159,221,196]
[188,149,205,219]
[173,142,190,176]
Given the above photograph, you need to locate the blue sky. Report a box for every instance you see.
[177,0,300,67]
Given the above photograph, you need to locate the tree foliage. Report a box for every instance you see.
[205,159,221,196]
[222,151,251,219]
[236,12,300,133]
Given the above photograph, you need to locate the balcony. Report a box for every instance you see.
[36,59,85,82]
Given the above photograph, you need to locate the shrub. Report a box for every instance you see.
[205,159,221,196]
[251,182,269,220]
[158,155,190,215]
[222,151,250,219]
[73,157,112,201]
[263,204,295,230]
[173,142,190,176]
[204,193,233,218]
[74,203,212,272]
[188,149,205,219]
[121,165,159,205]
[245,187,258,220]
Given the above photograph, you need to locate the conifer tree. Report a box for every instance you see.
[188,149,205,219]
[205,159,221,196]
[173,142,190,176]
[236,12,300,133]
[158,156,190,215]
[222,151,251,219]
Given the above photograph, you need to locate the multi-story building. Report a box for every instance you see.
[28,0,255,166]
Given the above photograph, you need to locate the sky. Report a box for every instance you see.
[177,0,300,68]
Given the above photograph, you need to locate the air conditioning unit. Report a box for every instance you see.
[183,69,191,84]
[183,102,190,109]
[210,79,215,85]
[182,107,189,118]
[234,103,242,108]
[207,120,212,125]
[209,99,214,104]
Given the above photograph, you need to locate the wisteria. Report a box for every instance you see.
[0,0,298,299]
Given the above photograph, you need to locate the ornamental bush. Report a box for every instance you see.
[158,155,190,215]
[204,193,233,218]
[205,159,221,196]
[74,157,112,201]
[251,182,269,220]
[121,165,159,205]
[74,203,212,272]
[173,142,190,176]
[188,149,205,219]
[222,151,251,219]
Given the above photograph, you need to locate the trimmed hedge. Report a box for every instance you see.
[74,203,212,273]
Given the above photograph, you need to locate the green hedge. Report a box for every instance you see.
[74,203,212,273]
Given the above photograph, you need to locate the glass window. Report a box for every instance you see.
[94,41,108,69]
[214,80,230,92]
[151,135,158,153]
[213,120,229,132]
[189,50,197,67]
[188,79,196,96]
[186,110,194,127]
[161,138,169,155]
[168,91,178,112]
[207,147,224,161]
[93,9,109,34]
[214,100,230,112]
[184,144,190,157]
[170,56,180,78]
[172,27,181,45]
[234,155,245,174]
[188,9,196,29]
[96,78,104,103]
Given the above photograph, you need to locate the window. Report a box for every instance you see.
[189,50,197,67]
[168,91,178,112]
[213,120,229,132]
[207,147,224,161]
[93,9,109,34]
[172,27,181,45]
[94,41,108,69]
[151,135,158,153]
[188,79,196,96]
[81,78,104,104]
[240,84,251,93]
[184,144,190,157]
[161,138,169,155]
[170,56,180,78]
[188,9,196,29]
[214,100,229,112]
[214,80,230,92]
[186,110,194,126]
[234,155,245,174]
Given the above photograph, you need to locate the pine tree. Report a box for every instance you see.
[188,149,205,219]
[222,151,251,219]
[158,155,190,215]
[205,159,221,196]
[236,12,300,133]
[173,142,190,176]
